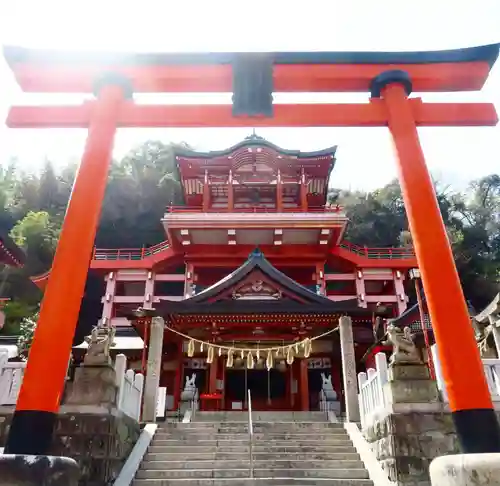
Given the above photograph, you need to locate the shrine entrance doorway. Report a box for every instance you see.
[225,368,290,411]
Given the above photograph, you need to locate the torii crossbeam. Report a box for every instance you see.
[3,43,500,455]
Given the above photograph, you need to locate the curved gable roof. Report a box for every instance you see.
[174,134,337,161]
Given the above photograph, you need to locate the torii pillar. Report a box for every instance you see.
[372,70,500,453]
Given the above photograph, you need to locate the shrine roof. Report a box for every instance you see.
[175,134,336,179]
[389,296,429,328]
[152,249,382,316]
[0,232,25,267]
[176,134,337,161]
[474,293,499,323]
[4,44,499,93]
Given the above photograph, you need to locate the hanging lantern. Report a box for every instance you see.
[240,349,245,359]
[256,348,260,360]
[218,347,223,357]
[247,351,254,369]
[207,345,214,364]
[286,346,294,365]
[294,343,300,353]
[275,348,281,357]
[187,340,195,357]
[266,350,274,370]
[200,342,204,353]
[227,349,234,368]
[303,338,312,358]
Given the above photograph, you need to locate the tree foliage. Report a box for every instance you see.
[330,174,500,309]
[0,139,498,339]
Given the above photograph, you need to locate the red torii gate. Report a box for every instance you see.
[3,44,500,455]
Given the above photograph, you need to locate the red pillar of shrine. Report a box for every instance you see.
[173,345,183,412]
[372,71,500,453]
[5,79,128,455]
[299,359,309,411]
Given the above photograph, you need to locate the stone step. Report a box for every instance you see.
[154,432,349,440]
[193,412,328,423]
[159,422,343,428]
[133,478,374,486]
[145,452,361,462]
[136,468,370,480]
[148,445,357,454]
[151,439,352,447]
[141,460,365,471]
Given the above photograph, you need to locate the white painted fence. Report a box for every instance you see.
[115,354,144,421]
[431,344,500,402]
[0,351,26,405]
[357,352,388,428]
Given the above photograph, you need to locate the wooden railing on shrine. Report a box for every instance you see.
[92,240,170,261]
[166,205,344,213]
[339,241,415,260]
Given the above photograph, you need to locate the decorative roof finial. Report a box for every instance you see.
[249,247,263,258]
[245,129,265,141]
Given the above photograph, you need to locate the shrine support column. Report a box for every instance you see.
[277,169,283,212]
[339,316,359,422]
[373,71,500,453]
[5,78,128,455]
[142,317,164,422]
[173,346,183,412]
[299,359,309,411]
[227,169,234,211]
[209,356,218,393]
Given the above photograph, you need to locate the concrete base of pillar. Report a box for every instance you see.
[0,454,79,485]
[430,453,500,486]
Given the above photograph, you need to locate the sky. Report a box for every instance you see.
[0,1,499,192]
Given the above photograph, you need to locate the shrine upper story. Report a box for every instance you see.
[163,134,344,250]
[31,136,419,326]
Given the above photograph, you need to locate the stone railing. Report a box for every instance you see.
[0,352,25,406]
[359,346,500,426]
[0,352,144,420]
[357,352,388,428]
[431,344,500,403]
[115,354,144,421]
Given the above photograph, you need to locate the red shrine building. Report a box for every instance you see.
[34,135,418,412]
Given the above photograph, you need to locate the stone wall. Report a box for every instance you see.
[0,409,140,486]
[363,407,500,486]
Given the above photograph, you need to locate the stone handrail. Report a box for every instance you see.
[0,352,25,405]
[357,352,388,428]
[431,344,500,402]
[115,354,144,421]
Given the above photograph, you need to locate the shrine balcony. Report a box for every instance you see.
[87,240,415,263]
[166,205,344,214]
[339,241,415,260]
[162,206,348,248]
[92,240,170,261]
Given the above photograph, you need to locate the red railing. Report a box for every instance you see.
[92,240,170,261]
[166,205,344,214]
[339,241,415,260]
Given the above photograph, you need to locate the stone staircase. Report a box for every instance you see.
[132,412,373,485]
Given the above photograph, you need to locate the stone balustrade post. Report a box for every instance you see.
[142,317,164,422]
[339,316,360,422]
